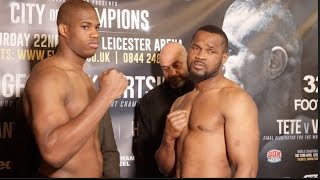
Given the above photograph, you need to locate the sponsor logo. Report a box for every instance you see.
[267,149,282,163]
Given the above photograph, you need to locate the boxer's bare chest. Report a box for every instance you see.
[177,90,225,138]
[65,70,97,118]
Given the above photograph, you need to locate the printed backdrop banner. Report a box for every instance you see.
[0,0,318,178]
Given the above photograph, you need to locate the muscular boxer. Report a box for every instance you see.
[155,25,259,178]
[22,0,128,177]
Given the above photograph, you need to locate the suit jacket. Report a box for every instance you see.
[99,110,120,178]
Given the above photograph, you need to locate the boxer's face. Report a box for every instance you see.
[187,30,227,83]
[65,8,100,58]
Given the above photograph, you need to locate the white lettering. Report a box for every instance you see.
[277,119,302,135]
[10,3,45,24]
[1,74,27,98]
[294,99,318,111]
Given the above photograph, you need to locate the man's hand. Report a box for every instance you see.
[99,68,128,100]
[163,110,188,142]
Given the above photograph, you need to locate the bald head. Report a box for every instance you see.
[222,0,302,103]
[159,42,189,88]
[57,0,96,25]
[159,42,187,66]
[222,0,301,62]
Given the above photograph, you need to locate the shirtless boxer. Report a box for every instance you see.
[155,25,259,178]
[22,0,128,177]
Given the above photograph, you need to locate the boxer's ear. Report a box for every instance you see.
[222,52,229,64]
[58,23,68,37]
[267,46,288,79]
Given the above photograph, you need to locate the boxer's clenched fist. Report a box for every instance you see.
[163,110,188,141]
[99,68,128,100]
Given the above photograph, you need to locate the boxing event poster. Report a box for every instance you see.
[0,0,317,178]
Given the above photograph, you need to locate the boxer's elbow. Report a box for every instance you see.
[41,148,66,168]
[40,141,67,168]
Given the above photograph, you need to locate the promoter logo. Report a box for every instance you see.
[267,149,282,163]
